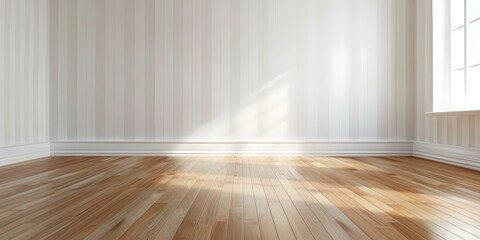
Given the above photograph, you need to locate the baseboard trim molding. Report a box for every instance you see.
[0,142,51,166]
[413,141,480,171]
[50,141,413,156]
[3,141,478,171]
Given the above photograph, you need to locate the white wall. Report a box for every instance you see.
[416,0,480,149]
[50,0,416,143]
[0,0,50,148]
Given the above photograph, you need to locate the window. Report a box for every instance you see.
[433,0,480,112]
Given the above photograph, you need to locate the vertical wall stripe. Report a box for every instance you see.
[357,0,368,140]
[200,0,212,140]
[249,0,259,139]
[114,0,125,139]
[426,0,433,143]
[451,117,457,145]
[239,0,250,140]
[423,0,433,143]
[295,0,308,140]
[222,0,231,140]
[95,0,106,140]
[476,116,480,148]
[67,0,77,140]
[191,0,203,140]
[0,0,5,146]
[446,117,452,145]
[211,0,220,139]
[387,0,397,140]
[104,0,115,139]
[163,0,173,140]
[396,0,407,140]
[222,0,232,139]
[348,0,360,141]
[4,0,9,145]
[26,0,33,142]
[377,0,388,140]
[314,1,330,141]
[172,0,183,140]
[442,118,448,144]
[9,0,16,144]
[154,0,165,140]
[229,0,240,140]
[405,0,415,140]
[134,0,146,140]
[257,0,267,140]
[416,0,424,142]
[456,117,462,145]
[366,0,378,140]
[124,0,135,140]
[77,0,87,140]
[17,0,25,144]
[85,0,96,140]
[469,116,476,148]
[462,116,469,147]
[37,0,45,142]
[305,0,320,140]
[145,0,156,140]
[182,0,193,140]
[44,0,50,142]
[50,0,58,141]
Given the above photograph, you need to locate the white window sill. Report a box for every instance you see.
[426,110,480,116]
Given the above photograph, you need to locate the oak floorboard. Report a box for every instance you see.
[226,156,245,240]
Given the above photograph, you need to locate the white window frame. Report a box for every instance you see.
[432,0,480,114]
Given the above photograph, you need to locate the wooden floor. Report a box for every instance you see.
[0,156,479,240]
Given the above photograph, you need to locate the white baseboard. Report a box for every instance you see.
[0,142,51,166]
[413,141,480,171]
[2,141,478,171]
[50,141,413,156]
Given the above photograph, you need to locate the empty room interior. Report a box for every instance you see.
[1,0,480,239]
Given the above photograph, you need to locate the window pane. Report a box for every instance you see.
[451,69,465,110]
[469,0,480,21]
[468,20,480,66]
[451,27,465,70]
[451,0,465,29]
[467,65,480,109]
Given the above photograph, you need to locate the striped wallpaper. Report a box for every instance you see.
[0,0,50,148]
[416,0,480,149]
[50,0,417,142]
